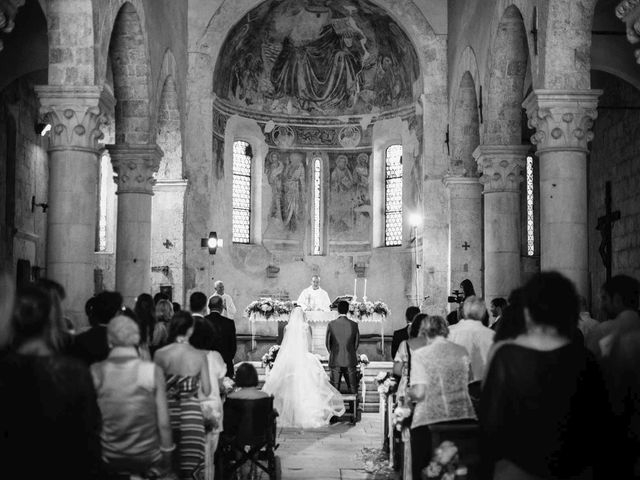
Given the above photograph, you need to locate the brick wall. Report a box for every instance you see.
[589,70,640,316]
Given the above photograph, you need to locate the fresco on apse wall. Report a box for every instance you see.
[213,0,420,116]
[329,152,371,241]
[265,150,307,238]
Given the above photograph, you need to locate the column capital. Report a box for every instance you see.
[523,90,602,155]
[35,85,115,154]
[442,175,482,189]
[473,144,530,193]
[106,144,163,195]
[616,0,640,63]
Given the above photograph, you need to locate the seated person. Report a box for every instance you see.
[229,363,271,400]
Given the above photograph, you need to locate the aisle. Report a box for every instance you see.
[276,413,397,480]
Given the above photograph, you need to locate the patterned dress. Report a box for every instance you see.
[166,374,206,480]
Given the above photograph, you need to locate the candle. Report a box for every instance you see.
[353,278,357,300]
[363,278,367,299]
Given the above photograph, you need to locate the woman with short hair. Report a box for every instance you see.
[229,363,271,400]
[407,315,477,480]
[91,315,173,477]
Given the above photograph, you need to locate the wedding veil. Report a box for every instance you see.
[262,307,345,428]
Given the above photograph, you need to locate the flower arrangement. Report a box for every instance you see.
[348,300,389,320]
[423,441,468,480]
[392,403,413,431]
[375,371,397,395]
[221,376,235,395]
[245,298,294,320]
[261,345,280,370]
[357,353,369,378]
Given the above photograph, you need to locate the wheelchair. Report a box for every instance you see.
[216,396,279,480]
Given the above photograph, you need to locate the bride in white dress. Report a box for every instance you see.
[262,307,345,428]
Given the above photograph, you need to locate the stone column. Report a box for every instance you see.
[523,90,601,298]
[35,85,112,324]
[106,144,162,307]
[442,176,483,296]
[474,145,530,304]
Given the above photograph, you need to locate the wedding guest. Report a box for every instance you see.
[0,285,102,480]
[209,280,237,318]
[152,299,174,352]
[173,301,182,313]
[586,274,640,358]
[189,321,227,480]
[489,297,507,331]
[72,291,123,365]
[154,312,211,480]
[134,293,156,360]
[407,315,477,480]
[392,313,430,480]
[91,315,173,477]
[154,292,169,305]
[206,295,237,378]
[229,363,270,400]
[35,277,74,349]
[480,271,611,480]
[448,296,494,382]
[492,288,526,343]
[392,306,420,359]
[190,291,208,319]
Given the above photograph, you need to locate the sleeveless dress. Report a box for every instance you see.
[166,374,206,479]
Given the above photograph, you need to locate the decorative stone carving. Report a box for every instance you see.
[616,0,640,62]
[473,145,530,193]
[35,85,114,153]
[107,144,163,195]
[271,125,296,148]
[523,90,601,154]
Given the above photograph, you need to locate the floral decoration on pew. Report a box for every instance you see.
[245,298,294,320]
[357,354,369,378]
[348,300,390,320]
[375,371,397,395]
[423,441,468,480]
[392,403,413,431]
[261,345,280,370]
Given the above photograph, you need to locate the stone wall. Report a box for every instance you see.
[589,70,640,315]
[0,72,49,277]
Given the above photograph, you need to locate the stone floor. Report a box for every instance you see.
[275,413,398,480]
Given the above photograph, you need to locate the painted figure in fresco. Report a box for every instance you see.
[374,55,403,107]
[353,152,370,207]
[283,152,306,231]
[330,154,355,231]
[269,2,366,112]
[266,151,285,221]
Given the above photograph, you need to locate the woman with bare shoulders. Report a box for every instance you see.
[154,312,210,480]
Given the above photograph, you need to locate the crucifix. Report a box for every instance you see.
[462,241,471,251]
[596,181,620,281]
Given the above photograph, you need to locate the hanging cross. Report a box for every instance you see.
[596,181,620,282]
[462,241,471,251]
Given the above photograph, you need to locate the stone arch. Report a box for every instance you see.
[484,4,530,145]
[451,71,480,176]
[156,74,182,180]
[107,1,152,144]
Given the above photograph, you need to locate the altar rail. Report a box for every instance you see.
[235,333,393,363]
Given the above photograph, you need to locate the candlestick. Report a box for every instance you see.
[363,278,367,300]
[353,278,357,300]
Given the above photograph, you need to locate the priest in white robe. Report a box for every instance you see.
[297,275,331,311]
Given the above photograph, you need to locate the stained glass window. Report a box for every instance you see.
[232,140,252,243]
[526,155,535,256]
[313,157,322,255]
[385,145,403,246]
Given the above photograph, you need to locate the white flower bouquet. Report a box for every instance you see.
[423,441,468,480]
[245,298,294,320]
[261,344,280,369]
[348,300,390,320]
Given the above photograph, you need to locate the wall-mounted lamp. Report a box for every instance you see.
[35,123,51,137]
[409,212,422,228]
[31,196,48,213]
[201,231,223,255]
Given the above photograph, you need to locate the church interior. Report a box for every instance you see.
[1,0,640,478]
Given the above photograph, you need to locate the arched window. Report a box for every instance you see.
[526,155,534,256]
[312,156,323,255]
[384,144,403,246]
[96,152,117,253]
[232,140,252,244]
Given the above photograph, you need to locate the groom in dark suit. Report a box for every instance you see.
[206,295,237,378]
[326,300,360,394]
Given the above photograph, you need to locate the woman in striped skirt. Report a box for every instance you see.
[155,312,211,479]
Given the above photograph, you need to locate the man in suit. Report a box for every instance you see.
[189,291,216,351]
[325,300,360,393]
[391,306,420,359]
[72,291,123,365]
[206,295,237,378]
